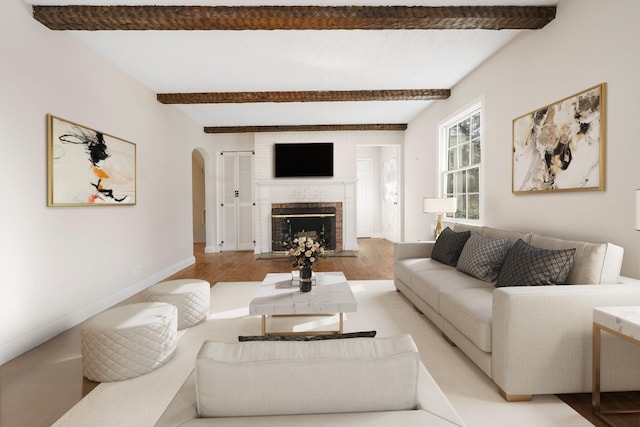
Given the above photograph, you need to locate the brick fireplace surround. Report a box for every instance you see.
[254,180,357,254]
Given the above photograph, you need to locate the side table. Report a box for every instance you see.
[592,306,640,426]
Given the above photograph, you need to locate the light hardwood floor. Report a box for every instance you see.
[1,238,636,427]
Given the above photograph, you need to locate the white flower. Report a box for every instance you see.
[287,236,325,266]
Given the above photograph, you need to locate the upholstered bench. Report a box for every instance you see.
[81,302,177,382]
[144,279,210,330]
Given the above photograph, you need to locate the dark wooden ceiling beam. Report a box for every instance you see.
[158,89,450,104]
[32,5,556,31]
[204,124,408,134]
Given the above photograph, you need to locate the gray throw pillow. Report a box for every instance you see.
[456,232,510,282]
[495,239,576,287]
[431,227,471,267]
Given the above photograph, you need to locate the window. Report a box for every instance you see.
[441,106,481,221]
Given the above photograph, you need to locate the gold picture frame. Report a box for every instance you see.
[47,115,136,206]
[512,83,606,193]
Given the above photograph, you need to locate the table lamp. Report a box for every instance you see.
[423,197,457,239]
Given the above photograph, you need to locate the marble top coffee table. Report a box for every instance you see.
[592,306,640,426]
[249,271,357,336]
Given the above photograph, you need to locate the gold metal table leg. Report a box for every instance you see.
[259,312,346,336]
[592,323,601,416]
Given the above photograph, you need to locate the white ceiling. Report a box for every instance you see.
[29,0,557,128]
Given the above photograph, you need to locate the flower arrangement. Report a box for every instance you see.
[285,236,325,267]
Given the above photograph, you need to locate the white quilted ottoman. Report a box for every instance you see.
[81,302,177,382]
[144,279,210,329]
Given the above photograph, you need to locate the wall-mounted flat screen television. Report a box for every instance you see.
[274,143,334,178]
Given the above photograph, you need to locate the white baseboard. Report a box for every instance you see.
[0,256,195,365]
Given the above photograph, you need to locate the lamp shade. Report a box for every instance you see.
[423,197,457,214]
[636,189,640,231]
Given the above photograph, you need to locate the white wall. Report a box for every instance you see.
[253,130,403,181]
[0,0,209,363]
[404,0,640,279]
[192,133,255,253]
[193,131,403,252]
[252,131,403,253]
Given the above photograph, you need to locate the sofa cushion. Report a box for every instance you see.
[529,234,624,284]
[496,239,576,287]
[431,227,471,267]
[195,335,420,418]
[395,258,452,286]
[411,268,493,312]
[452,223,484,235]
[456,233,510,282]
[440,287,493,352]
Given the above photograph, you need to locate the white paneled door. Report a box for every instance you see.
[357,158,373,238]
[382,151,400,242]
[219,151,254,251]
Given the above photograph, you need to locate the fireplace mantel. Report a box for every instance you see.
[254,179,357,254]
[255,179,357,186]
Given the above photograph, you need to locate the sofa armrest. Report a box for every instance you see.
[394,241,435,262]
[154,370,197,427]
[416,364,466,426]
[156,364,467,427]
[492,280,640,396]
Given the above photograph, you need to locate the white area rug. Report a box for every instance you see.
[53,280,590,427]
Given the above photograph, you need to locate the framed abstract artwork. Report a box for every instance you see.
[47,115,136,206]
[512,83,606,193]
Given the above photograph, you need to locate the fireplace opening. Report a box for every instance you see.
[271,204,341,253]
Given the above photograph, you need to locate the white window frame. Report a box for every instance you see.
[438,101,483,223]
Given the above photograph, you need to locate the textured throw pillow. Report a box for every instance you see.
[431,227,471,267]
[495,239,576,287]
[238,331,377,342]
[456,232,510,282]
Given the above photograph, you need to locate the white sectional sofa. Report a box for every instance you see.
[154,334,466,426]
[394,224,640,401]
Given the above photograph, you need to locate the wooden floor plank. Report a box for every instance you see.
[558,392,640,427]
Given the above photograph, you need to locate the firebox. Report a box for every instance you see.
[271,203,342,253]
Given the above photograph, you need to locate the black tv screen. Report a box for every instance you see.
[274,143,334,178]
